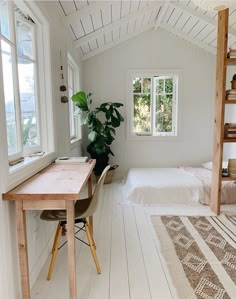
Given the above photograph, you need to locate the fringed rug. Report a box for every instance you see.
[151,214,236,299]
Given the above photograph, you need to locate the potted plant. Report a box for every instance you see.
[72,91,124,180]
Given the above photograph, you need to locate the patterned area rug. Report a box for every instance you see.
[151,215,236,299]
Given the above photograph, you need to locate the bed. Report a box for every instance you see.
[122,165,236,206]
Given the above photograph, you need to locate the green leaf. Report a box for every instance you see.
[72,91,88,111]
[111,115,120,127]
[112,102,123,108]
[114,108,124,122]
[88,131,97,142]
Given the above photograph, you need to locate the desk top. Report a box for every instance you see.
[3,160,96,201]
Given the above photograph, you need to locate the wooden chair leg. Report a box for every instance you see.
[47,225,62,280]
[85,223,101,274]
[51,223,61,253]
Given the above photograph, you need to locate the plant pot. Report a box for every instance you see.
[96,165,118,184]
[231,80,236,89]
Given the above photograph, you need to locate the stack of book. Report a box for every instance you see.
[226,89,236,100]
[224,123,236,138]
[227,48,236,58]
[228,159,236,177]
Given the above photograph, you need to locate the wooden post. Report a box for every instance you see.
[66,200,77,299]
[16,200,30,299]
[211,9,229,215]
[88,175,93,235]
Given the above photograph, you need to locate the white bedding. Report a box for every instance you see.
[122,167,236,206]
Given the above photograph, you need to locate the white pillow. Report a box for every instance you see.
[201,161,228,170]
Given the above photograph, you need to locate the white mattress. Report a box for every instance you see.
[122,167,236,206]
[122,168,204,206]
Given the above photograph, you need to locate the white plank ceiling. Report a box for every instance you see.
[58,0,236,60]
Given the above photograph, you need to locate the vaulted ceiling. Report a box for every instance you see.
[57,0,236,61]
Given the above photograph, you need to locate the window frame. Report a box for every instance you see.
[67,53,81,143]
[127,69,182,141]
[0,0,55,192]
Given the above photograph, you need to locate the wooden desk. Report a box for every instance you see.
[3,160,96,299]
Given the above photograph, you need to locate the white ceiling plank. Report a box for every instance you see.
[120,22,128,38]
[74,1,88,11]
[160,23,216,54]
[154,2,169,30]
[81,21,155,61]
[59,1,77,16]
[104,31,113,44]
[63,2,111,27]
[135,14,145,32]
[80,14,94,34]
[150,6,162,25]
[169,2,236,38]
[127,18,136,34]
[96,34,105,48]
[142,9,153,26]
[167,7,183,27]
[210,38,217,48]
[112,26,120,41]
[188,21,208,39]
[130,0,140,13]
[181,16,199,33]
[162,6,175,24]
[202,28,216,44]
[90,8,103,30]
[74,2,163,47]
[195,24,215,41]
[229,9,236,27]
[89,39,98,51]
[71,22,85,39]
[121,0,131,18]
[112,1,122,22]
[80,42,91,55]
[174,11,190,30]
[139,0,149,11]
[101,2,112,26]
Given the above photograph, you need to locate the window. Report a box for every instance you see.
[0,0,54,170]
[130,71,179,138]
[68,53,81,141]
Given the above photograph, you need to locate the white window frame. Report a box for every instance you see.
[127,69,182,141]
[0,0,55,192]
[67,53,81,143]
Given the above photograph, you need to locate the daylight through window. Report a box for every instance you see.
[132,74,178,137]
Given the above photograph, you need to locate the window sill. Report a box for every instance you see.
[6,152,56,192]
[127,134,181,141]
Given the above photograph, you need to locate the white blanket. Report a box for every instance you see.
[122,167,236,206]
[122,168,204,206]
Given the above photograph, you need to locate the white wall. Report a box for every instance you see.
[0,2,83,298]
[82,28,216,177]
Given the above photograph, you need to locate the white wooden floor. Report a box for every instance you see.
[31,182,236,299]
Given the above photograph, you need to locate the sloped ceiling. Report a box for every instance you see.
[57,0,236,60]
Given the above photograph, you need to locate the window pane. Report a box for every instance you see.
[0,2,10,39]
[133,77,141,93]
[133,94,151,133]
[18,58,39,147]
[165,78,173,93]
[156,95,173,133]
[156,78,164,94]
[16,20,33,59]
[143,78,151,93]
[1,40,18,154]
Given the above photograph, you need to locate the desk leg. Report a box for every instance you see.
[66,201,77,299]
[88,175,93,235]
[16,200,30,299]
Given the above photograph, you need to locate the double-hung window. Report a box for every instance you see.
[0,0,54,174]
[68,53,81,142]
[129,71,179,138]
